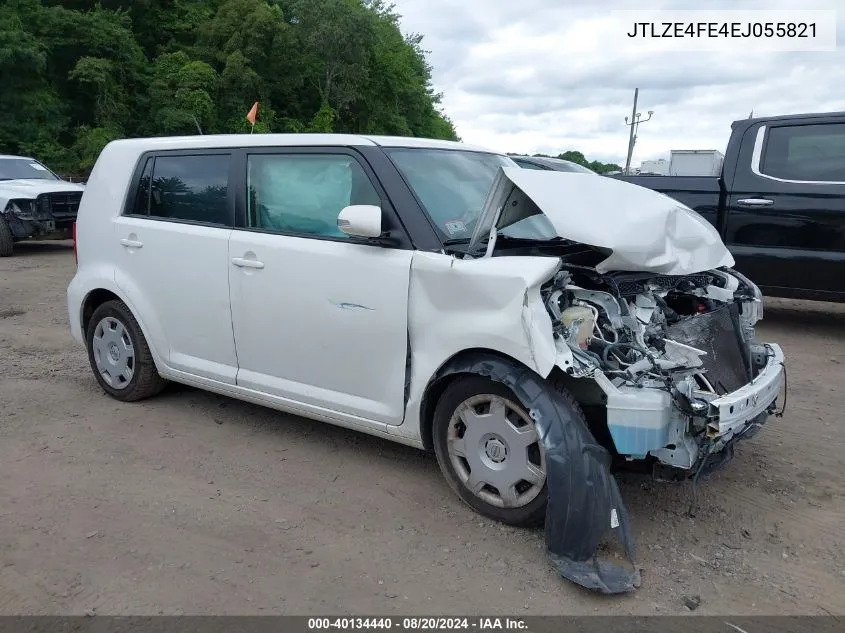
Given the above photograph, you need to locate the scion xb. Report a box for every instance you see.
[68,134,785,530]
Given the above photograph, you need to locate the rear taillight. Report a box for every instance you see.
[72,222,78,265]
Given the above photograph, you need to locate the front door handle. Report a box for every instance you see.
[736,198,774,207]
[119,238,143,248]
[231,257,265,269]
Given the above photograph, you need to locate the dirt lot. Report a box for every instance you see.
[0,242,843,616]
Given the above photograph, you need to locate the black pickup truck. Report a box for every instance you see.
[610,111,845,302]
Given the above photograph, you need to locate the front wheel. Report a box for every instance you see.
[432,376,551,527]
[86,300,167,402]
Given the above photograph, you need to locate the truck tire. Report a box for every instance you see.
[0,217,13,257]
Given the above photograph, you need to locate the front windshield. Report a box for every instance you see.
[385,148,514,241]
[0,158,60,181]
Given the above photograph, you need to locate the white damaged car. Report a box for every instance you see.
[0,155,84,256]
[67,135,785,592]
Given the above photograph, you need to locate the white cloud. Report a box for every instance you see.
[392,0,845,167]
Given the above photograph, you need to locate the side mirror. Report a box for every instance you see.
[337,204,382,238]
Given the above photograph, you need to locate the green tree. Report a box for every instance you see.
[0,1,65,160]
[148,52,218,135]
[0,0,460,175]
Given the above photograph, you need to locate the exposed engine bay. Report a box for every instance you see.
[538,259,782,475]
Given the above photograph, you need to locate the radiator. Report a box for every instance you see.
[664,303,751,395]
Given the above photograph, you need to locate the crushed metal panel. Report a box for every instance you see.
[431,353,640,595]
[478,167,734,276]
[398,251,563,446]
[405,252,561,387]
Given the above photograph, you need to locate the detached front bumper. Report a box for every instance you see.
[707,343,785,441]
[601,342,785,472]
[684,343,784,477]
[5,214,74,240]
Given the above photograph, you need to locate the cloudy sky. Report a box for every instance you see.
[392,0,844,168]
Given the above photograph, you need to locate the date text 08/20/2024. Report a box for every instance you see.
[307,618,527,631]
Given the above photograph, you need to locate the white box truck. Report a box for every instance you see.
[640,158,670,175]
[669,149,724,176]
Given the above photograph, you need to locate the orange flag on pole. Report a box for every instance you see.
[246,102,259,126]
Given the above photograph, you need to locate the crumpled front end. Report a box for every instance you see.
[1,192,81,240]
[544,264,785,476]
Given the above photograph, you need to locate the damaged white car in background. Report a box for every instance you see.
[0,154,84,257]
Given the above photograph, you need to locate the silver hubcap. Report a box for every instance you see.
[91,316,135,390]
[447,394,546,509]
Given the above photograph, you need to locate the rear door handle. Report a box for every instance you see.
[231,257,265,269]
[119,238,143,248]
[736,198,774,207]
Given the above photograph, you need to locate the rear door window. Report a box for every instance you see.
[129,153,232,226]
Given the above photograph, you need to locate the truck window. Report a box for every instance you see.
[762,124,845,182]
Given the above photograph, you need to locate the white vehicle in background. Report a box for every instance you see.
[669,149,725,176]
[66,133,784,539]
[0,155,85,256]
[510,155,597,174]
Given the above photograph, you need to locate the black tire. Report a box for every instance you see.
[85,300,167,402]
[0,216,13,257]
[432,374,587,528]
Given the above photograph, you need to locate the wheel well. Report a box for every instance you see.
[418,348,534,451]
[547,367,618,457]
[82,289,121,334]
[419,351,619,457]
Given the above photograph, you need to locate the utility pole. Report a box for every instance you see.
[624,88,654,175]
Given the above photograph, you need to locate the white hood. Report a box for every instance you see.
[0,179,84,198]
[469,167,734,276]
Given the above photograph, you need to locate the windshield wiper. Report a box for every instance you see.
[495,235,570,246]
[442,237,489,255]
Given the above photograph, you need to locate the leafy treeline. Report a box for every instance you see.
[555,151,621,174]
[515,151,622,174]
[0,0,458,175]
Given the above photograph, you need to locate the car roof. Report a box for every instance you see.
[101,134,496,154]
[0,155,34,161]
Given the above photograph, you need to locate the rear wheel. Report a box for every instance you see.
[86,300,166,402]
[432,376,551,527]
[0,217,13,257]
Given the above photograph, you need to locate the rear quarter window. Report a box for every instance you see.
[131,158,153,215]
[762,123,845,182]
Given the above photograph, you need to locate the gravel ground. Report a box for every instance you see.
[1,241,843,616]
